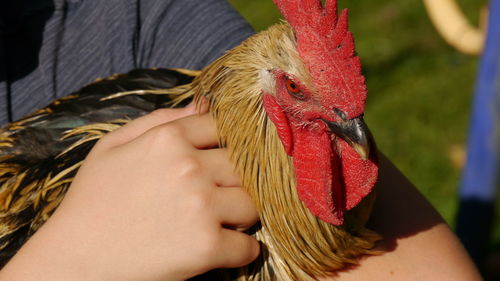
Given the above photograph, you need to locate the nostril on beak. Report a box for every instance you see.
[332,108,347,121]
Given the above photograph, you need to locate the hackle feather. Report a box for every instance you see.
[179,23,381,280]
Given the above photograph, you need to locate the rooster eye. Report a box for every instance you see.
[285,77,305,100]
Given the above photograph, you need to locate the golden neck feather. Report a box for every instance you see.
[176,23,380,280]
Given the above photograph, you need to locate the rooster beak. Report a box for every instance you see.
[323,117,372,160]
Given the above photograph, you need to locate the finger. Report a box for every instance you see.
[213,229,260,269]
[198,148,241,187]
[101,100,206,148]
[150,113,218,149]
[214,188,259,231]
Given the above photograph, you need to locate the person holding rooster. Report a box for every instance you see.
[0,0,482,280]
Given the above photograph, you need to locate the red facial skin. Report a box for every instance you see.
[263,0,378,225]
[262,71,378,225]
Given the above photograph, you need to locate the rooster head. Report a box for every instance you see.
[261,0,378,225]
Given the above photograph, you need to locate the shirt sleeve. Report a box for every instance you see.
[0,0,254,125]
[136,0,254,69]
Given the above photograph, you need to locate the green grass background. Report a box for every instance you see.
[228,0,499,247]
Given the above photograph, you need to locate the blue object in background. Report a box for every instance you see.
[456,0,500,275]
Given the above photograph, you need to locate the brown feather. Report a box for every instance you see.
[174,23,381,280]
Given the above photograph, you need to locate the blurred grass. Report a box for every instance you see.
[228,0,498,244]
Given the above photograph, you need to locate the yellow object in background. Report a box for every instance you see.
[423,0,487,55]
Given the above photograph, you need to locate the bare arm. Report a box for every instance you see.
[325,153,482,281]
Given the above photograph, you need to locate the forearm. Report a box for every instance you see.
[322,153,482,281]
[326,224,480,281]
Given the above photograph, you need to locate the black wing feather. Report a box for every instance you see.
[0,68,195,266]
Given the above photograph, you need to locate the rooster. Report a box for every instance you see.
[0,0,380,280]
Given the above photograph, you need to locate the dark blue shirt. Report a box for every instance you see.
[0,0,254,125]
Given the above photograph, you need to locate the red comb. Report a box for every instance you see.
[273,0,342,43]
[272,0,367,119]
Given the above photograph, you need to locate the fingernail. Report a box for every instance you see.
[196,97,209,113]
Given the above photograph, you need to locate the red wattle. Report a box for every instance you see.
[292,128,344,225]
[338,139,378,210]
[261,95,377,225]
